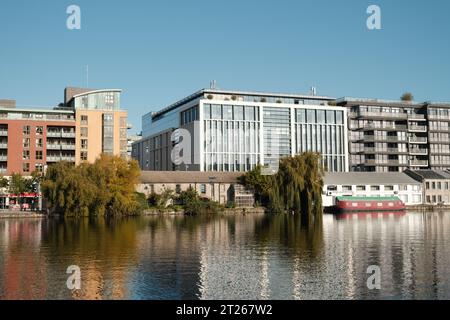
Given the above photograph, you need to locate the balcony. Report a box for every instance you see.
[409,148,428,155]
[0,155,7,161]
[0,143,7,149]
[409,160,429,167]
[61,144,76,150]
[47,132,61,138]
[47,144,61,150]
[359,124,407,131]
[409,137,428,144]
[428,114,450,121]
[408,125,427,132]
[62,132,76,138]
[364,159,401,166]
[408,114,426,121]
[0,130,7,136]
[357,111,407,119]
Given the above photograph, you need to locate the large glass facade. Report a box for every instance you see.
[263,107,291,169]
[203,104,260,172]
[295,108,346,172]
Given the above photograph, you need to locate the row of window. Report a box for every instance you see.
[425,181,450,190]
[22,163,45,173]
[327,184,416,191]
[204,104,259,121]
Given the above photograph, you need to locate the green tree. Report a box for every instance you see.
[9,173,28,209]
[241,153,324,223]
[0,176,8,189]
[401,92,414,101]
[41,155,142,217]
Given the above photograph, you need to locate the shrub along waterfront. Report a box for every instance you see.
[240,153,324,223]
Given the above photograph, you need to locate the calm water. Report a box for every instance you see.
[0,212,449,300]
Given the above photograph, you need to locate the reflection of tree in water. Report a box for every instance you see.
[254,214,324,258]
[42,216,145,300]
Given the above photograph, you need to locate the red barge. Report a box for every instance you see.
[334,196,406,212]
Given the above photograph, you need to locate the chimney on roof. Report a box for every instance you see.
[0,99,16,108]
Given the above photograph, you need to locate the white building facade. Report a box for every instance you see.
[134,89,349,172]
[323,172,423,207]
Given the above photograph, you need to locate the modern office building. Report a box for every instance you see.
[0,87,129,176]
[132,89,349,173]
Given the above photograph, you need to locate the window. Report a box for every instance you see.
[81,139,88,149]
[35,164,43,173]
[176,184,181,194]
[356,185,366,191]
[36,126,43,135]
[81,115,88,125]
[432,182,436,189]
[22,150,30,160]
[342,185,352,192]
[385,185,394,191]
[200,184,206,194]
[81,127,88,137]
[426,182,430,189]
[426,196,431,203]
[23,138,30,148]
[22,163,30,173]
[370,185,380,191]
[35,150,43,160]
[23,126,30,135]
[36,138,43,148]
[437,182,442,190]
[80,151,88,161]
[327,185,337,191]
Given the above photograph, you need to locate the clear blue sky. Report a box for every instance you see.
[1,0,449,133]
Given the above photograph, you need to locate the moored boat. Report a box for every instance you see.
[334,196,406,212]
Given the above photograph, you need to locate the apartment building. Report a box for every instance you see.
[63,88,129,164]
[338,98,430,172]
[133,89,349,172]
[404,169,450,205]
[0,100,76,175]
[0,87,129,175]
[426,102,450,170]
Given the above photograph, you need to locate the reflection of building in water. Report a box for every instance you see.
[322,212,450,299]
[0,219,47,299]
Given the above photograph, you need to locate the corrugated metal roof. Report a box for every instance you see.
[324,172,421,185]
[140,171,244,184]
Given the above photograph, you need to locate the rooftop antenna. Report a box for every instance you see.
[210,80,217,90]
[86,65,89,88]
[310,86,317,96]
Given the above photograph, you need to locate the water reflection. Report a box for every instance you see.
[0,211,449,300]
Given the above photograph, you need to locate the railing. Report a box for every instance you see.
[47,132,61,137]
[408,125,427,132]
[364,159,401,165]
[409,137,428,143]
[61,144,76,150]
[0,130,8,136]
[428,114,450,120]
[360,124,407,131]
[408,114,426,120]
[62,132,76,138]
[47,156,75,162]
[410,148,428,155]
[47,144,61,150]
[357,111,407,119]
[0,155,7,161]
[409,160,429,166]
[0,143,7,148]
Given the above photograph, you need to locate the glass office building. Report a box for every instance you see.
[134,89,349,172]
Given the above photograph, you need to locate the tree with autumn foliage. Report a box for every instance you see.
[41,154,142,217]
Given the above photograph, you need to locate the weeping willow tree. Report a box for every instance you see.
[241,152,324,223]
